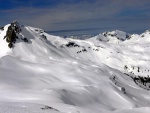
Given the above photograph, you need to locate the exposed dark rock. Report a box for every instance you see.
[41,105,59,111]
[21,38,28,42]
[66,42,80,47]
[3,21,22,48]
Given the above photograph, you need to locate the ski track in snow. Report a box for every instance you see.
[0,23,150,113]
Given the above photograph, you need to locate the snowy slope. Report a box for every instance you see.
[0,22,150,113]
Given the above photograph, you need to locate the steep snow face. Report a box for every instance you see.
[0,24,12,57]
[0,25,70,62]
[11,26,68,62]
[1,23,150,113]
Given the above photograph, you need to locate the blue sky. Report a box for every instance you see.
[0,0,150,36]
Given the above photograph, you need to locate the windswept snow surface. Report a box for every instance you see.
[0,24,150,113]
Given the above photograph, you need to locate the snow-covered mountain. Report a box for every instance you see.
[87,30,130,44]
[0,21,150,113]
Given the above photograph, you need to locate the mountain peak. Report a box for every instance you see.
[87,30,130,44]
[2,21,26,48]
[102,30,130,41]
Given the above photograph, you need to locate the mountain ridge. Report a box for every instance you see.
[1,21,150,113]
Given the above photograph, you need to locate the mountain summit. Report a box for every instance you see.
[0,22,150,113]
